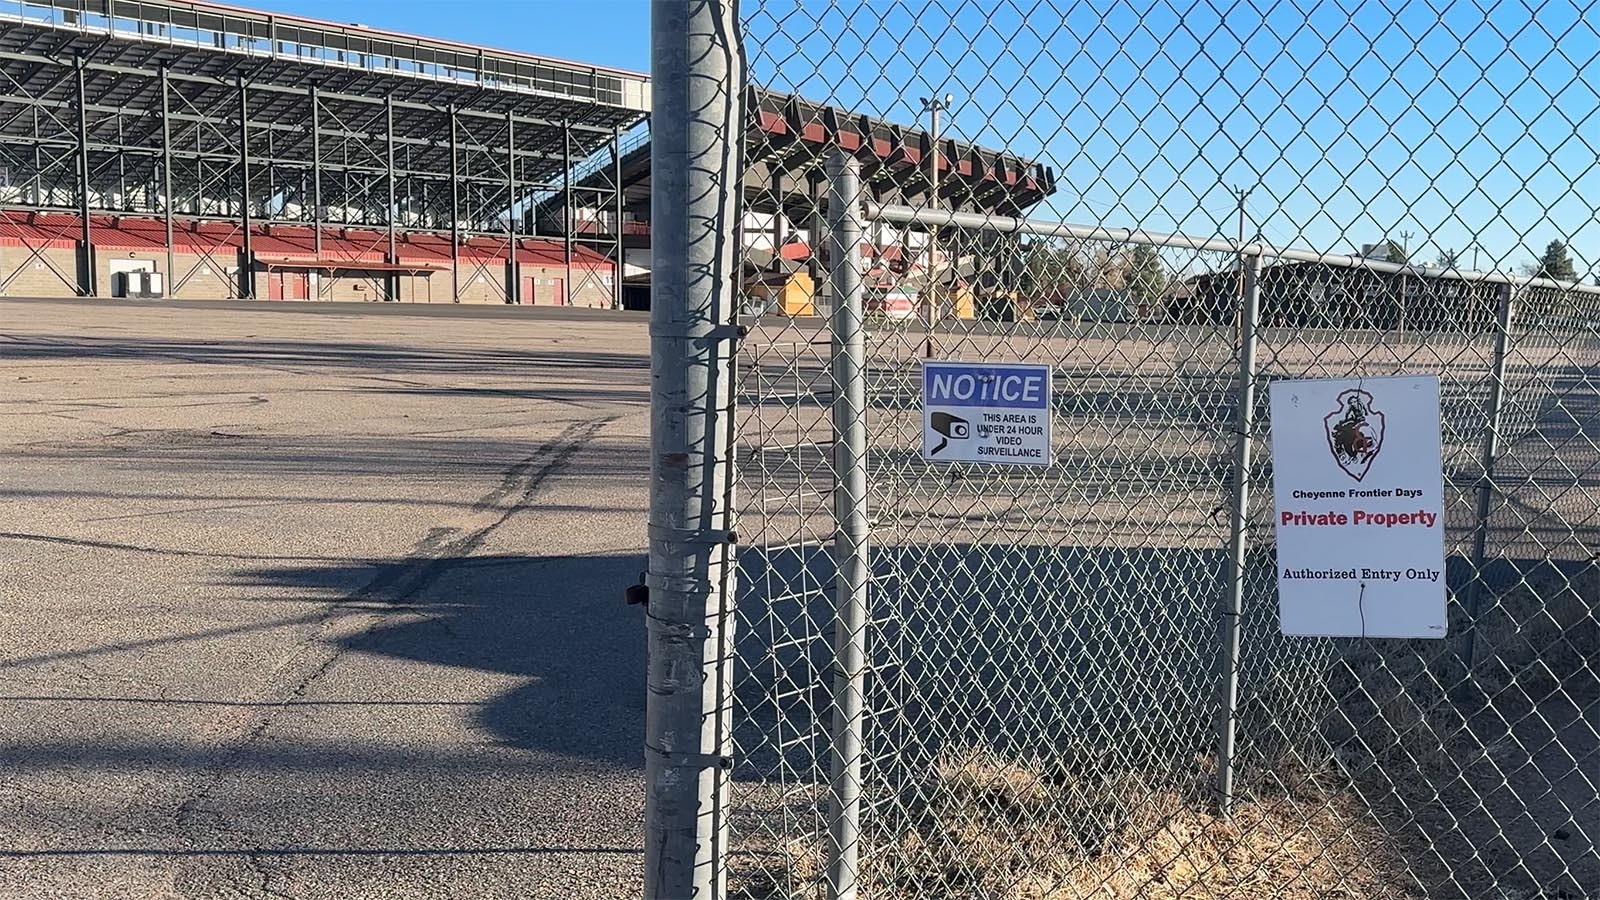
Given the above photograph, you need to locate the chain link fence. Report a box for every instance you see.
[647,2,1600,898]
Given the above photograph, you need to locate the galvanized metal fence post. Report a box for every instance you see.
[825,151,870,900]
[1461,282,1516,672]
[1217,250,1261,814]
[643,2,744,898]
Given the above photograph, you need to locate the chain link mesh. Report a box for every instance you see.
[725,3,1599,897]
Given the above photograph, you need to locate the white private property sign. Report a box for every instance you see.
[922,361,1053,466]
[1268,375,1447,638]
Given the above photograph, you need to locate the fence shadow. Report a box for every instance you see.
[0,333,650,380]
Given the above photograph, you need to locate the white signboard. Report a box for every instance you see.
[922,361,1053,466]
[1269,375,1447,638]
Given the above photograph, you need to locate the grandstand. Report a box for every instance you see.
[0,0,647,303]
[0,0,1054,308]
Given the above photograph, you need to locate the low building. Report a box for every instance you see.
[1039,287,1138,322]
[745,270,816,317]
[1175,260,1500,331]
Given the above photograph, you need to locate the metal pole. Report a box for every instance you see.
[160,65,174,291]
[825,150,869,900]
[30,137,40,208]
[237,74,253,300]
[612,121,624,310]
[506,110,518,304]
[449,103,460,303]
[1234,186,1249,337]
[386,95,398,301]
[1462,282,1516,671]
[73,55,95,297]
[643,1,742,897]
[1398,273,1406,339]
[809,178,827,314]
[563,120,573,305]
[923,100,940,358]
[310,83,322,259]
[771,168,786,249]
[116,114,126,211]
[1216,251,1261,814]
[263,116,274,220]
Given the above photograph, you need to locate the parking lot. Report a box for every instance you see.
[0,298,652,899]
[4,298,1595,899]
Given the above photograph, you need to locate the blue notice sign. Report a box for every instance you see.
[922,361,1053,465]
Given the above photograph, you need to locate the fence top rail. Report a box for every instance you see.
[867,202,1600,297]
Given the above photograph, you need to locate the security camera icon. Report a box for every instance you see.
[930,411,970,456]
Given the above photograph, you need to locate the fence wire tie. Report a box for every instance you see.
[643,742,734,771]
[648,521,738,545]
[649,321,748,344]
[644,572,724,606]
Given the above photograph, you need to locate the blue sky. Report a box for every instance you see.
[243,0,651,72]
[748,0,1600,276]
[253,0,1597,277]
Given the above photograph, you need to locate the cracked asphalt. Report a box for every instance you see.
[0,298,652,899]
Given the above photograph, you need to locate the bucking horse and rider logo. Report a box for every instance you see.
[1324,388,1385,481]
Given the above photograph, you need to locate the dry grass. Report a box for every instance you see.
[868,748,1414,900]
[1086,791,1415,900]
[735,748,1421,900]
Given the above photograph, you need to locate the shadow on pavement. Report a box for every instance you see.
[0,333,649,378]
[228,552,651,769]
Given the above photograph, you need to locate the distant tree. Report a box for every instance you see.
[1126,244,1168,307]
[1384,239,1409,264]
[1535,239,1578,281]
[1436,248,1460,269]
[1087,245,1129,290]
[1021,239,1087,294]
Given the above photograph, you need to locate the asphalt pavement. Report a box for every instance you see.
[0,298,651,899]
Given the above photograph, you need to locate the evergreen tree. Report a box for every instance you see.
[1536,239,1577,281]
[1126,244,1168,307]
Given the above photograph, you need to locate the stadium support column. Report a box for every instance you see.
[160,66,175,289]
[563,120,573,306]
[505,110,518,304]
[386,96,399,301]
[237,74,254,300]
[771,168,787,249]
[810,175,828,314]
[311,83,323,260]
[449,103,460,303]
[73,55,95,297]
[612,122,624,310]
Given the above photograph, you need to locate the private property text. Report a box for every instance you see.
[1279,508,1438,528]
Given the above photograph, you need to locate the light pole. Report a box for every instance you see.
[1399,229,1414,337]
[920,93,952,358]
